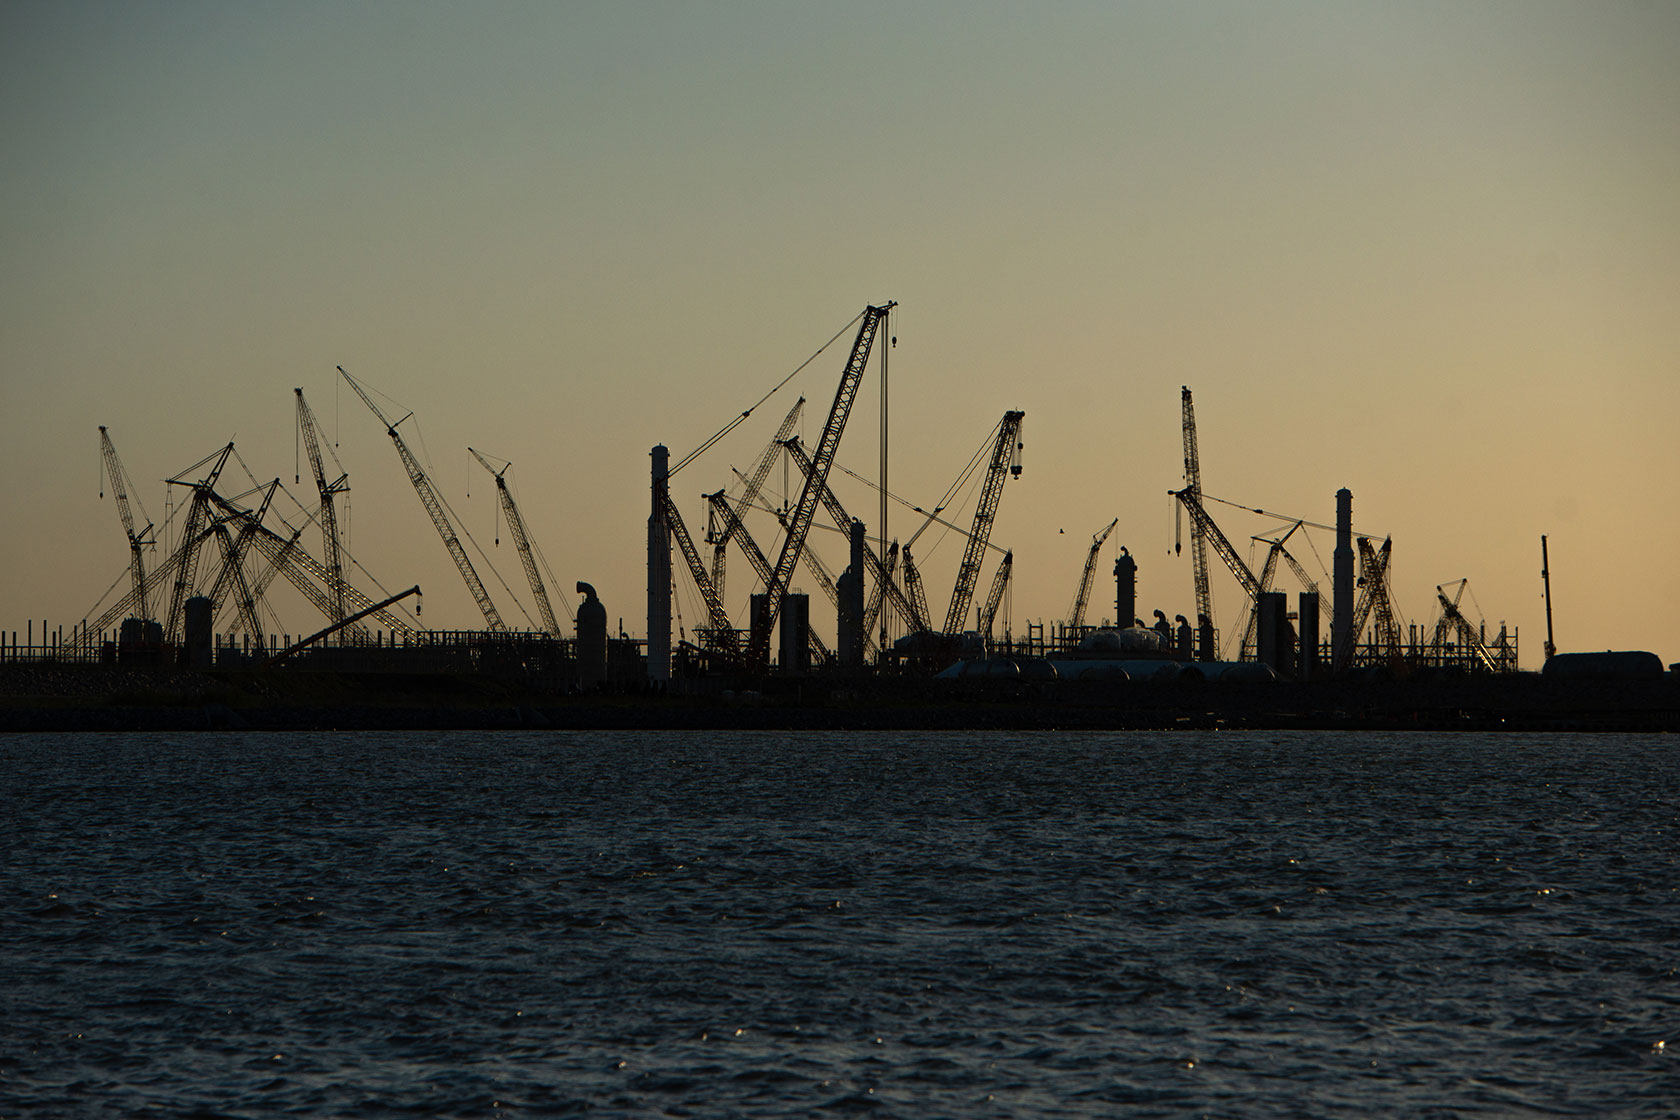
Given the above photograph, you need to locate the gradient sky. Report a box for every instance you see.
[3,1,1677,665]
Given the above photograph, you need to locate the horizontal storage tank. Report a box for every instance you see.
[1542,651,1664,680]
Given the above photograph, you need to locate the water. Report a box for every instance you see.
[2,731,1677,1118]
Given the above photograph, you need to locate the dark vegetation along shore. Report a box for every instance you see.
[0,663,1674,734]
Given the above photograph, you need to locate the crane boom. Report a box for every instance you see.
[210,492,419,638]
[902,547,933,634]
[1434,581,1497,672]
[470,449,560,637]
[163,443,233,642]
[713,397,804,603]
[978,550,1012,637]
[340,367,505,631]
[748,303,891,663]
[781,438,922,637]
[1068,517,1117,627]
[99,426,154,621]
[85,523,215,639]
[943,410,1024,636]
[664,492,733,640]
[1172,490,1262,600]
[295,389,350,624]
[1181,387,1214,630]
[861,541,899,646]
[704,491,833,665]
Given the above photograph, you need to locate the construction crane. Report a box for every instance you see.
[748,302,892,664]
[781,438,922,638]
[85,521,217,641]
[711,397,804,605]
[1170,493,1277,659]
[861,540,900,649]
[716,490,869,656]
[1541,535,1556,661]
[978,550,1013,637]
[469,449,561,638]
[1067,518,1118,628]
[942,411,1024,636]
[1179,386,1214,635]
[205,480,280,647]
[902,547,934,635]
[1432,579,1497,672]
[295,389,350,625]
[1337,537,1399,670]
[703,492,832,666]
[213,494,418,639]
[162,442,234,642]
[98,426,155,622]
[663,492,735,651]
[1235,522,1321,655]
[340,367,506,632]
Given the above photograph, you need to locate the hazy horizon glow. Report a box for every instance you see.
[4,2,1677,665]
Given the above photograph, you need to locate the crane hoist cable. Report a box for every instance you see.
[671,310,865,478]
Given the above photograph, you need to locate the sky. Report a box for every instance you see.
[3,1,1677,667]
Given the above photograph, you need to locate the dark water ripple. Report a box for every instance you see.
[3,730,1678,1117]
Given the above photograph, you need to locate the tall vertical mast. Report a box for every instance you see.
[747,302,892,664]
[1180,386,1213,632]
[1541,534,1556,661]
[295,389,349,624]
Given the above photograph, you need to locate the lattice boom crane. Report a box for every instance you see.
[98,426,154,622]
[340,367,506,632]
[943,410,1024,636]
[470,449,560,638]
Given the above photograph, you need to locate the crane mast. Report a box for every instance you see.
[99,426,154,622]
[1541,535,1556,661]
[1068,518,1117,628]
[339,367,505,632]
[902,547,933,634]
[295,389,350,625]
[703,492,833,665]
[978,550,1013,637]
[663,492,734,643]
[943,410,1024,636]
[748,302,892,663]
[163,442,234,642]
[1180,387,1214,632]
[470,449,561,637]
[712,397,804,604]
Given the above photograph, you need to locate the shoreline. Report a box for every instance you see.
[2,664,1674,734]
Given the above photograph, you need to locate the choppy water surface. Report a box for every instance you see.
[2,730,1677,1118]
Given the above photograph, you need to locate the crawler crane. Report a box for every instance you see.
[98,426,155,623]
[1067,518,1117,629]
[943,411,1024,637]
[748,302,892,664]
[340,367,506,631]
[470,449,561,638]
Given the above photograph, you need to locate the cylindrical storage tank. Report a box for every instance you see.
[1298,591,1320,681]
[1257,591,1288,673]
[184,596,213,668]
[780,593,810,674]
[576,582,608,690]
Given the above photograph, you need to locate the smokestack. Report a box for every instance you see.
[1114,547,1136,630]
[647,445,671,683]
[1332,488,1353,671]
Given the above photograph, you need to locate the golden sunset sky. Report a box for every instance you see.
[3,2,1676,664]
